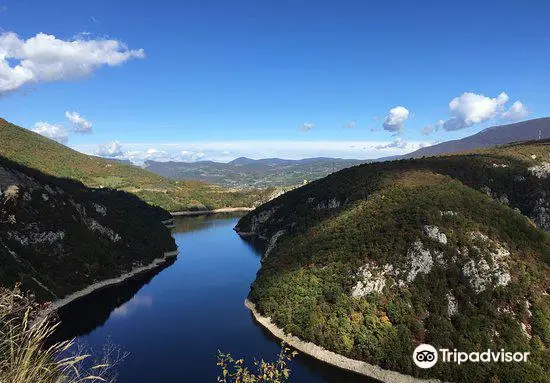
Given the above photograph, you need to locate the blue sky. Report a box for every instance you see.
[0,0,548,162]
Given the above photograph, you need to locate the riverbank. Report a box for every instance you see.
[42,249,178,318]
[245,299,440,383]
[171,207,253,216]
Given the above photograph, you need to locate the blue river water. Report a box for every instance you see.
[56,215,375,382]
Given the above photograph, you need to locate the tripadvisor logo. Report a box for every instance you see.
[413,344,438,369]
[413,344,530,369]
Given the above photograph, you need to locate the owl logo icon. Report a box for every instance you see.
[413,344,438,368]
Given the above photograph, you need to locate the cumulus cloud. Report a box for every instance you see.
[65,111,92,133]
[96,141,123,157]
[142,148,172,161]
[375,137,407,149]
[441,92,529,131]
[301,122,315,131]
[181,150,205,161]
[375,137,432,151]
[383,106,409,133]
[501,101,529,121]
[146,148,166,157]
[31,122,68,144]
[74,140,434,164]
[344,120,357,129]
[443,92,508,131]
[421,120,444,136]
[0,31,144,94]
[421,125,436,136]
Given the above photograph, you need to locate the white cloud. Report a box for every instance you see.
[501,100,529,122]
[383,106,409,133]
[375,137,407,149]
[31,122,68,144]
[442,92,529,131]
[0,31,144,94]
[143,148,206,162]
[180,150,205,162]
[65,111,92,133]
[374,137,432,151]
[143,148,170,161]
[344,121,357,129]
[301,122,315,131]
[421,125,436,136]
[421,120,444,136]
[96,141,123,157]
[146,148,166,157]
[74,140,434,164]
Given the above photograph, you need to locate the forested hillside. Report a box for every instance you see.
[0,155,176,301]
[236,140,550,382]
[0,118,273,211]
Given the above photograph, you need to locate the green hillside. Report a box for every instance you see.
[0,118,273,211]
[236,140,550,382]
[0,155,177,300]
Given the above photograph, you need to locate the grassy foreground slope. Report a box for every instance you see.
[0,118,273,211]
[236,140,550,382]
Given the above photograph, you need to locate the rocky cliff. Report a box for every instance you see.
[0,156,176,301]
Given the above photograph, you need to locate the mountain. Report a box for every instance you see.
[144,157,367,188]
[0,155,176,301]
[404,117,550,158]
[0,118,273,211]
[235,140,550,382]
[145,119,550,189]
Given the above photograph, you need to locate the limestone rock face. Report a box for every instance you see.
[529,162,550,178]
[423,225,447,245]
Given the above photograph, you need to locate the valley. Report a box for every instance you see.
[145,157,368,188]
[1,4,548,382]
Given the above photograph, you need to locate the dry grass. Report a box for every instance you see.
[0,285,126,383]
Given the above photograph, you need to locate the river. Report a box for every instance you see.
[55,214,375,382]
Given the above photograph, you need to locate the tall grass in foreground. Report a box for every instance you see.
[0,285,126,383]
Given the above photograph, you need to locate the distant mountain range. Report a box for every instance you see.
[144,157,368,188]
[145,118,550,188]
[403,117,550,158]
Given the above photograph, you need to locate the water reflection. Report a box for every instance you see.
[52,259,175,343]
[53,215,379,382]
[111,294,154,318]
[173,212,246,233]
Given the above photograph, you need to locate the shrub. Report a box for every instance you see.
[216,345,296,383]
